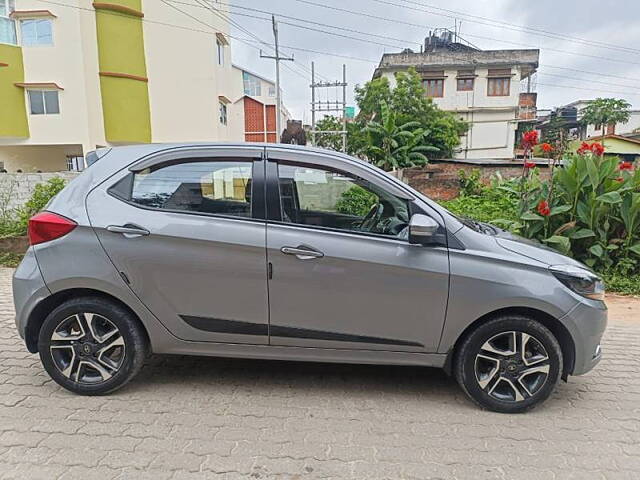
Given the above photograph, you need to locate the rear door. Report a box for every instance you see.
[264,149,450,352]
[86,146,270,344]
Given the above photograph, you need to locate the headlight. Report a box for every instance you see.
[550,265,605,301]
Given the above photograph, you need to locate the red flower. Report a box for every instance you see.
[521,130,539,150]
[537,200,551,217]
[577,142,592,155]
[541,143,554,153]
[591,143,605,156]
[577,142,606,156]
[523,161,536,169]
[619,161,634,171]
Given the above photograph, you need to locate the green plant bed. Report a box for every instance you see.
[0,252,24,268]
[440,192,518,224]
[437,165,640,296]
[601,270,640,296]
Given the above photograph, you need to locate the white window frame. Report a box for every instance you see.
[243,72,261,97]
[216,38,224,66]
[0,0,17,45]
[19,18,54,46]
[66,155,84,172]
[27,89,60,115]
[219,101,228,126]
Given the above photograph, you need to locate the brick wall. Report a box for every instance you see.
[243,97,277,142]
[401,161,550,200]
[0,172,80,211]
[244,97,265,142]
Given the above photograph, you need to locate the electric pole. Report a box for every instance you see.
[260,16,293,143]
[310,62,348,152]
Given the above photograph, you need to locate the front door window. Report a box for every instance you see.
[277,163,410,239]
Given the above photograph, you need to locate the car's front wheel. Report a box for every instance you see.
[455,315,563,413]
[38,297,148,395]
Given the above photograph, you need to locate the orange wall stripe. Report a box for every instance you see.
[92,2,144,18]
[99,71,149,83]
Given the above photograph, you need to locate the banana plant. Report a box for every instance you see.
[363,101,439,171]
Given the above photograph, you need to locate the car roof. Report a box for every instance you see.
[97,142,365,164]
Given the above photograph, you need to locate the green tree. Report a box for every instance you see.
[363,101,438,171]
[542,115,570,156]
[580,98,631,140]
[354,68,467,158]
[354,77,392,122]
[313,116,344,152]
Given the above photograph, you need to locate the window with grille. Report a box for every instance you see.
[423,78,444,98]
[487,77,510,96]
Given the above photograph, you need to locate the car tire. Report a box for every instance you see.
[38,296,148,395]
[454,315,563,414]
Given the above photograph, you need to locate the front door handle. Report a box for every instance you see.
[106,224,150,237]
[281,246,324,260]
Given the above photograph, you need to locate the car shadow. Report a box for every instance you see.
[127,353,460,399]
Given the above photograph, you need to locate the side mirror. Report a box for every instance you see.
[409,214,439,244]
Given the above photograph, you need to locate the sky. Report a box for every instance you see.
[228,0,640,123]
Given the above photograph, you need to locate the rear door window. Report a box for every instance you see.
[130,160,253,218]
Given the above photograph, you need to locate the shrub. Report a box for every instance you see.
[0,177,66,237]
[19,177,66,225]
[502,147,640,270]
[336,185,378,217]
[438,144,640,293]
[440,170,518,224]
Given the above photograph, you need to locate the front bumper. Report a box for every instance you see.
[559,299,607,376]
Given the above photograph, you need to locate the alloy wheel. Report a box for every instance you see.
[474,331,550,402]
[49,313,125,384]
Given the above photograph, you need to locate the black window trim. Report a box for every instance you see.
[107,155,267,223]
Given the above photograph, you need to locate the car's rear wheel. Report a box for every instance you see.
[454,315,563,413]
[38,297,148,395]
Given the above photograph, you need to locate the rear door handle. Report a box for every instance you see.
[106,225,150,237]
[281,246,324,260]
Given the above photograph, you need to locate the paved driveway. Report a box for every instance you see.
[0,268,638,479]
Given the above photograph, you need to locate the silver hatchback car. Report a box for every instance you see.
[13,144,607,413]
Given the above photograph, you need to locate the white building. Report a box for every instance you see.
[228,65,292,143]
[373,31,540,160]
[566,100,640,139]
[0,0,237,172]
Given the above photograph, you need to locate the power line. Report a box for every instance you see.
[535,82,640,97]
[219,1,640,86]
[161,0,313,84]
[292,0,640,68]
[175,1,411,51]
[537,72,640,91]
[542,65,640,84]
[377,0,640,56]
[208,1,420,50]
[190,0,316,81]
[31,0,640,100]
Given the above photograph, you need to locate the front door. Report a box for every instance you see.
[265,155,450,352]
[86,149,269,345]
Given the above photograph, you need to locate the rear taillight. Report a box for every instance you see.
[28,212,77,246]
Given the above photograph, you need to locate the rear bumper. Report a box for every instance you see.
[560,299,607,376]
[12,248,49,347]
